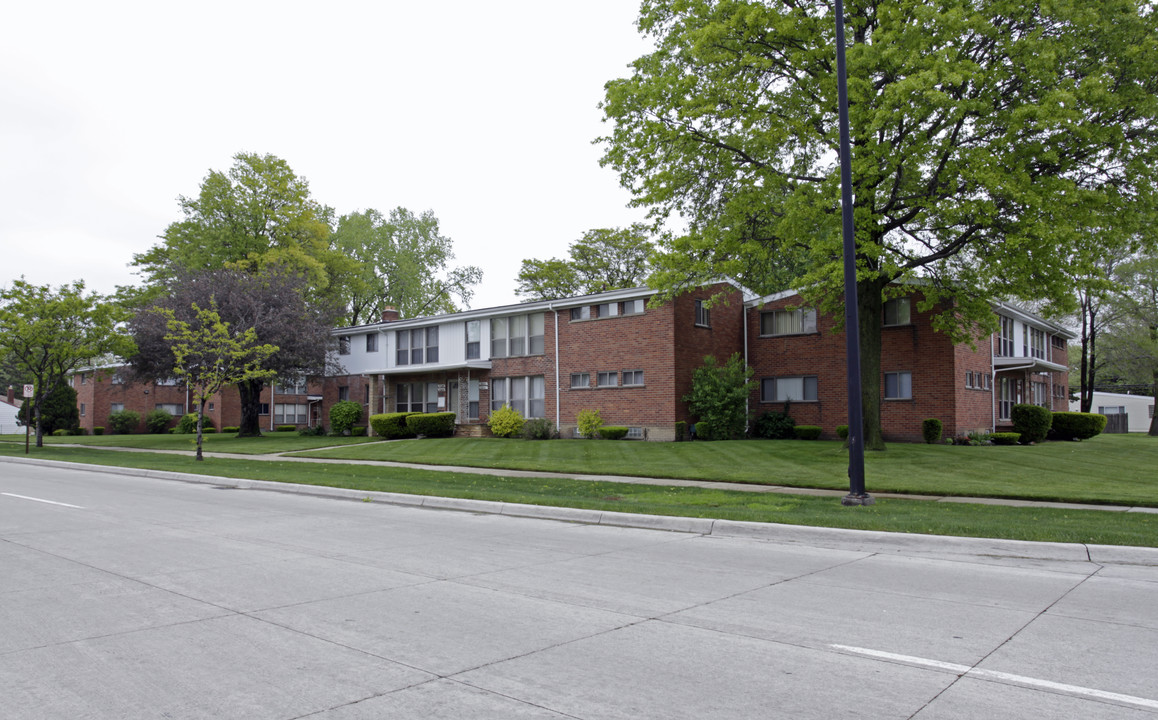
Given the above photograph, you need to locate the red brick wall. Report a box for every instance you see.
[674,286,746,426]
[74,371,191,434]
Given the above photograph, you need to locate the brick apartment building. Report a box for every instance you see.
[72,283,1072,442]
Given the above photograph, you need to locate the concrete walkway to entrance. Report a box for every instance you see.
[22,442,1158,515]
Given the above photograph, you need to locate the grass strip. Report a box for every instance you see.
[2,445,1154,547]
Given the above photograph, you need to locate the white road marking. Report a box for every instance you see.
[1,492,85,509]
[830,644,1158,711]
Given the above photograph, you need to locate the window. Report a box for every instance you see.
[276,379,308,395]
[998,316,1015,357]
[338,336,351,355]
[966,370,975,389]
[626,427,644,439]
[490,317,508,357]
[570,306,591,321]
[397,328,438,365]
[468,379,480,419]
[366,333,378,353]
[694,299,711,327]
[338,386,349,401]
[761,376,818,403]
[621,299,645,316]
[1031,381,1049,407]
[623,370,644,386]
[109,402,125,414]
[111,371,125,385]
[490,377,507,412]
[396,329,410,365]
[1051,335,1066,349]
[595,302,618,318]
[259,403,270,415]
[509,315,526,355]
[490,314,543,357]
[491,377,545,418]
[274,403,308,424]
[80,373,88,385]
[424,327,439,363]
[207,402,215,412]
[884,371,912,400]
[396,382,434,413]
[883,297,911,326]
[761,308,817,336]
[156,403,184,415]
[529,313,544,355]
[425,383,439,413]
[998,378,1014,419]
[597,371,618,388]
[466,320,481,359]
[364,385,370,404]
[570,373,590,389]
[982,373,992,390]
[1027,328,1046,359]
[80,403,86,416]
[410,329,425,365]
[156,377,179,386]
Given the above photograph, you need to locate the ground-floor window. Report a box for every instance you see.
[998,378,1014,420]
[491,376,545,418]
[397,382,437,413]
[1031,381,1049,407]
[884,371,912,400]
[155,403,184,416]
[275,403,308,424]
[762,376,818,403]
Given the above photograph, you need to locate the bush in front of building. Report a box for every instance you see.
[297,424,326,436]
[18,383,79,434]
[52,428,70,436]
[836,425,849,440]
[522,418,557,440]
[922,418,943,444]
[221,426,240,434]
[274,425,297,432]
[1047,412,1108,441]
[488,404,525,438]
[177,413,214,434]
[329,400,364,436]
[674,421,687,442]
[990,432,1021,445]
[576,409,603,439]
[145,409,173,434]
[683,353,754,441]
[793,425,822,440]
[1011,404,1052,444]
[93,426,104,435]
[751,410,795,439]
[598,426,630,440]
[369,412,418,439]
[405,412,457,438]
[351,425,367,436]
[107,410,141,435]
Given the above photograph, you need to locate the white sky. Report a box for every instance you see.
[1,1,654,311]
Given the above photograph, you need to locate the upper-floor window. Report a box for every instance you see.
[366,333,378,353]
[396,327,439,365]
[883,297,911,326]
[569,306,591,321]
[1051,335,1066,350]
[80,373,88,385]
[338,386,349,401]
[276,379,308,395]
[622,370,645,386]
[998,316,1015,357]
[595,302,618,318]
[156,377,180,386]
[570,372,590,389]
[465,320,481,360]
[694,299,711,327]
[597,371,618,387]
[491,313,544,357]
[761,308,817,336]
[338,336,351,355]
[622,299,645,316]
[1025,327,1046,359]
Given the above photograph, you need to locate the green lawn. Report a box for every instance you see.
[288,434,1158,507]
[1,443,1154,547]
[0,431,377,455]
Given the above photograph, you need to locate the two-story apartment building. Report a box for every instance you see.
[746,290,1073,441]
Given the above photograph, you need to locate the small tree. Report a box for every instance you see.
[328,400,363,435]
[160,299,278,460]
[576,409,604,439]
[145,409,173,434]
[683,353,754,440]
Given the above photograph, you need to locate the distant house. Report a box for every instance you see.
[1,386,22,434]
[1071,391,1155,433]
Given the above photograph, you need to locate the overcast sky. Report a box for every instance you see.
[1,1,655,311]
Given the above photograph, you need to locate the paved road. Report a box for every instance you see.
[2,462,1156,719]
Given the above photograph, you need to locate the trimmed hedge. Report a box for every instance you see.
[599,426,630,440]
[107,410,140,435]
[793,425,822,440]
[275,425,297,432]
[221,426,240,434]
[1048,411,1108,441]
[836,425,849,440]
[922,418,943,444]
[990,432,1021,445]
[522,418,557,440]
[693,421,715,440]
[1011,404,1052,444]
[405,412,457,438]
[752,410,795,439]
[93,426,104,436]
[351,425,367,437]
[370,412,418,439]
[674,421,687,442]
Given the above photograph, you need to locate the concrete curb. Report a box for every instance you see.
[4,455,1156,566]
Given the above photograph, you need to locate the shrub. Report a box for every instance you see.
[674,421,687,442]
[406,412,457,438]
[221,426,240,434]
[275,425,297,432]
[1011,404,1052,444]
[202,427,217,434]
[145,409,173,434]
[369,412,417,439]
[922,418,943,444]
[990,432,1021,445]
[52,428,69,436]
[17,383,79,434]
[522,418,557,440]
[351,425,367,437]
[177,413,214,434]
[1048,412,1108,441]
[329,400,364,436]
[599,426,630,440]
[93,426,104,436]
[488,404,525,438]
[683,353,754,440]
[107,410,140,435]
[576,409,603,439]
[752,410,795,439]
[836,425,849,440]
[297,424,327,437]
[793,425,822,440]
[69,427,87,436]
[693,421,715,440]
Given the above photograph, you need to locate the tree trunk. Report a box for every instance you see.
[195,399,205,461]
[1080,301,1093,413]
[33,399,44,448]
[857,279,887,451]
[237,379,264,437]
[1150,325,1158,437]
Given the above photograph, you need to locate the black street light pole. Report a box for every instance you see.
[835,0,872,506]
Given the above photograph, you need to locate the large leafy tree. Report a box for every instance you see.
[601,0,1158,449]
[0,280,134,446]
[1100,253,1158,435]
[331,207,482,325]
[129,266,343,437]
[16,383,79,435]
[516,225,654,301]
[132,152,355,304]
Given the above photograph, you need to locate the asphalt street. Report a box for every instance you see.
[2,461,1156,719]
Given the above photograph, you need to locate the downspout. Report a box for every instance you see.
[270,383,276,431]
[990,333,996,433]
[549,304,560,429]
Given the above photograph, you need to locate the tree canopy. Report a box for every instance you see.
[516,225,654,301]
[601,0,1158,448]
[0,279,134,446]
[331,207,482,325]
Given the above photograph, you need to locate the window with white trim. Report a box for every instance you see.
[465,320,481,359]
[694,299,711,327]
[274,403,308,424]
[966,370,975,389]
[595,302,618,318]
[570,372,590,389]
[761,308,817,336]
[338,386,349,401]
[622,299,645,315]
[597,371,618,388]
[80,403,86,416]
[338,336,351,355]
[490,376,544,418]
[366,333,378,353]
[998,316,1015,357]
[622,370,644,386]
[883,297,911,326]
[109,402,125,414]
[1031,381,1048,407]
[468,379,480,419]
[490,314,543,356]
[884,371,912,400]
[998,378,1014,419]
[396,382,437,413]
[570,306,591,321]
[276,379,308,395]
[156,377,179,386]
[762,376,818,403]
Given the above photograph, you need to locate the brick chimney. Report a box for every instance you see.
[380,305,400,323]
[5,386,13,404]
